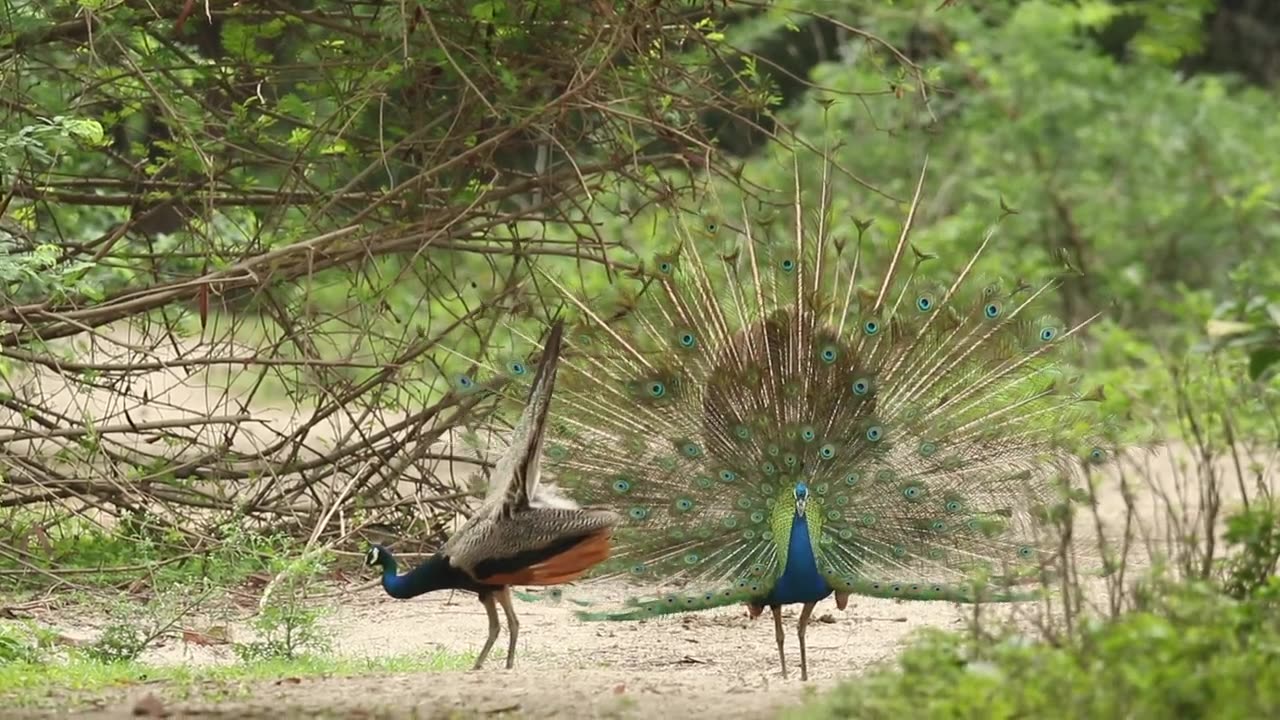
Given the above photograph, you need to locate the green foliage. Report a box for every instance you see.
[1223,502,1280,600]
[1207,272,1280,382]
[0,650,471,710]
[1083,315,1280,447]
[82,622,150,664]
[702,0,1279,344]
[232,551,334,662]
[1,0,764,318]
[78,584,215,664]
[0,621,57,665]
[1108,0,1217,64]
[794,590,1280,719]
[0,514,296,592]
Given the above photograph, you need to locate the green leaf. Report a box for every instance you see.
[1248,347,1280,382]
[471,1,499,21]
[63,118,106,147]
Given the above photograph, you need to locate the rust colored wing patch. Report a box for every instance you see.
[479,528,613,586]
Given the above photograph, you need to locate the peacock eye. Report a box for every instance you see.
[852,379,870,396]
[781,259,796,272]
[984,302,1001,319]
[917,296,933,312]
[1039,327,1057,342]
[648,382,666,398]
[679,332,696,348]
[863,320,879,335]
[820,347,837,363]
[659,261,673,274]
[509,361,526,375]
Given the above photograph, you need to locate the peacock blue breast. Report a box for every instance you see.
[764,516,833,605]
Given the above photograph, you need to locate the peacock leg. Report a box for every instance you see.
[495,586,520,670]
[797,601,816,682]
[770,604,787,679]
[473,592,501,670]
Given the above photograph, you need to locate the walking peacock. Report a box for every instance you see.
[365,320,620,670]
[474,152,1110,680]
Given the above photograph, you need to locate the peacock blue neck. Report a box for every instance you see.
[764,491,833,606]
[374,549,463,599]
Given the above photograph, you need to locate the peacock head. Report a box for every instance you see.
[793,482,809,516]
[364,544,388,568]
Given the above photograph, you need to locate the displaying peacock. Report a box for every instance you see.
[468,149,1110,680]
[365,320,620,671]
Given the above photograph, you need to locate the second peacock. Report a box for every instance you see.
[502,153,1110,680]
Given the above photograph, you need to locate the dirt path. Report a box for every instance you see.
[47,585,990,720]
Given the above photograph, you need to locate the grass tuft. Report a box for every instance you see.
[0,650,473,710]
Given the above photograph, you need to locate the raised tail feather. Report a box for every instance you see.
[467,144,1112,620]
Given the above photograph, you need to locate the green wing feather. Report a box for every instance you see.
[472,151,1112,619]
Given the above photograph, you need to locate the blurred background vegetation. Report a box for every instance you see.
[3,0,1280,713]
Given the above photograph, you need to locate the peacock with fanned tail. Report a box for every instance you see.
[468,154,1111,681]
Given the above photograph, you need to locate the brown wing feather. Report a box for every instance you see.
[445,506,619,576]
[501,319,565,514]
[478,527,614,586]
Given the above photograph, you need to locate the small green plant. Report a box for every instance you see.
[81,584,214,664]
[1207,286,1280,382]
[0,621,56,665]
[1222,502,1280,600]
[82,622,149,664]
[233,551,334,662]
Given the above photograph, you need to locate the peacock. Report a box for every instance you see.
[364,319,620,671]
[468,151,1110,681]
